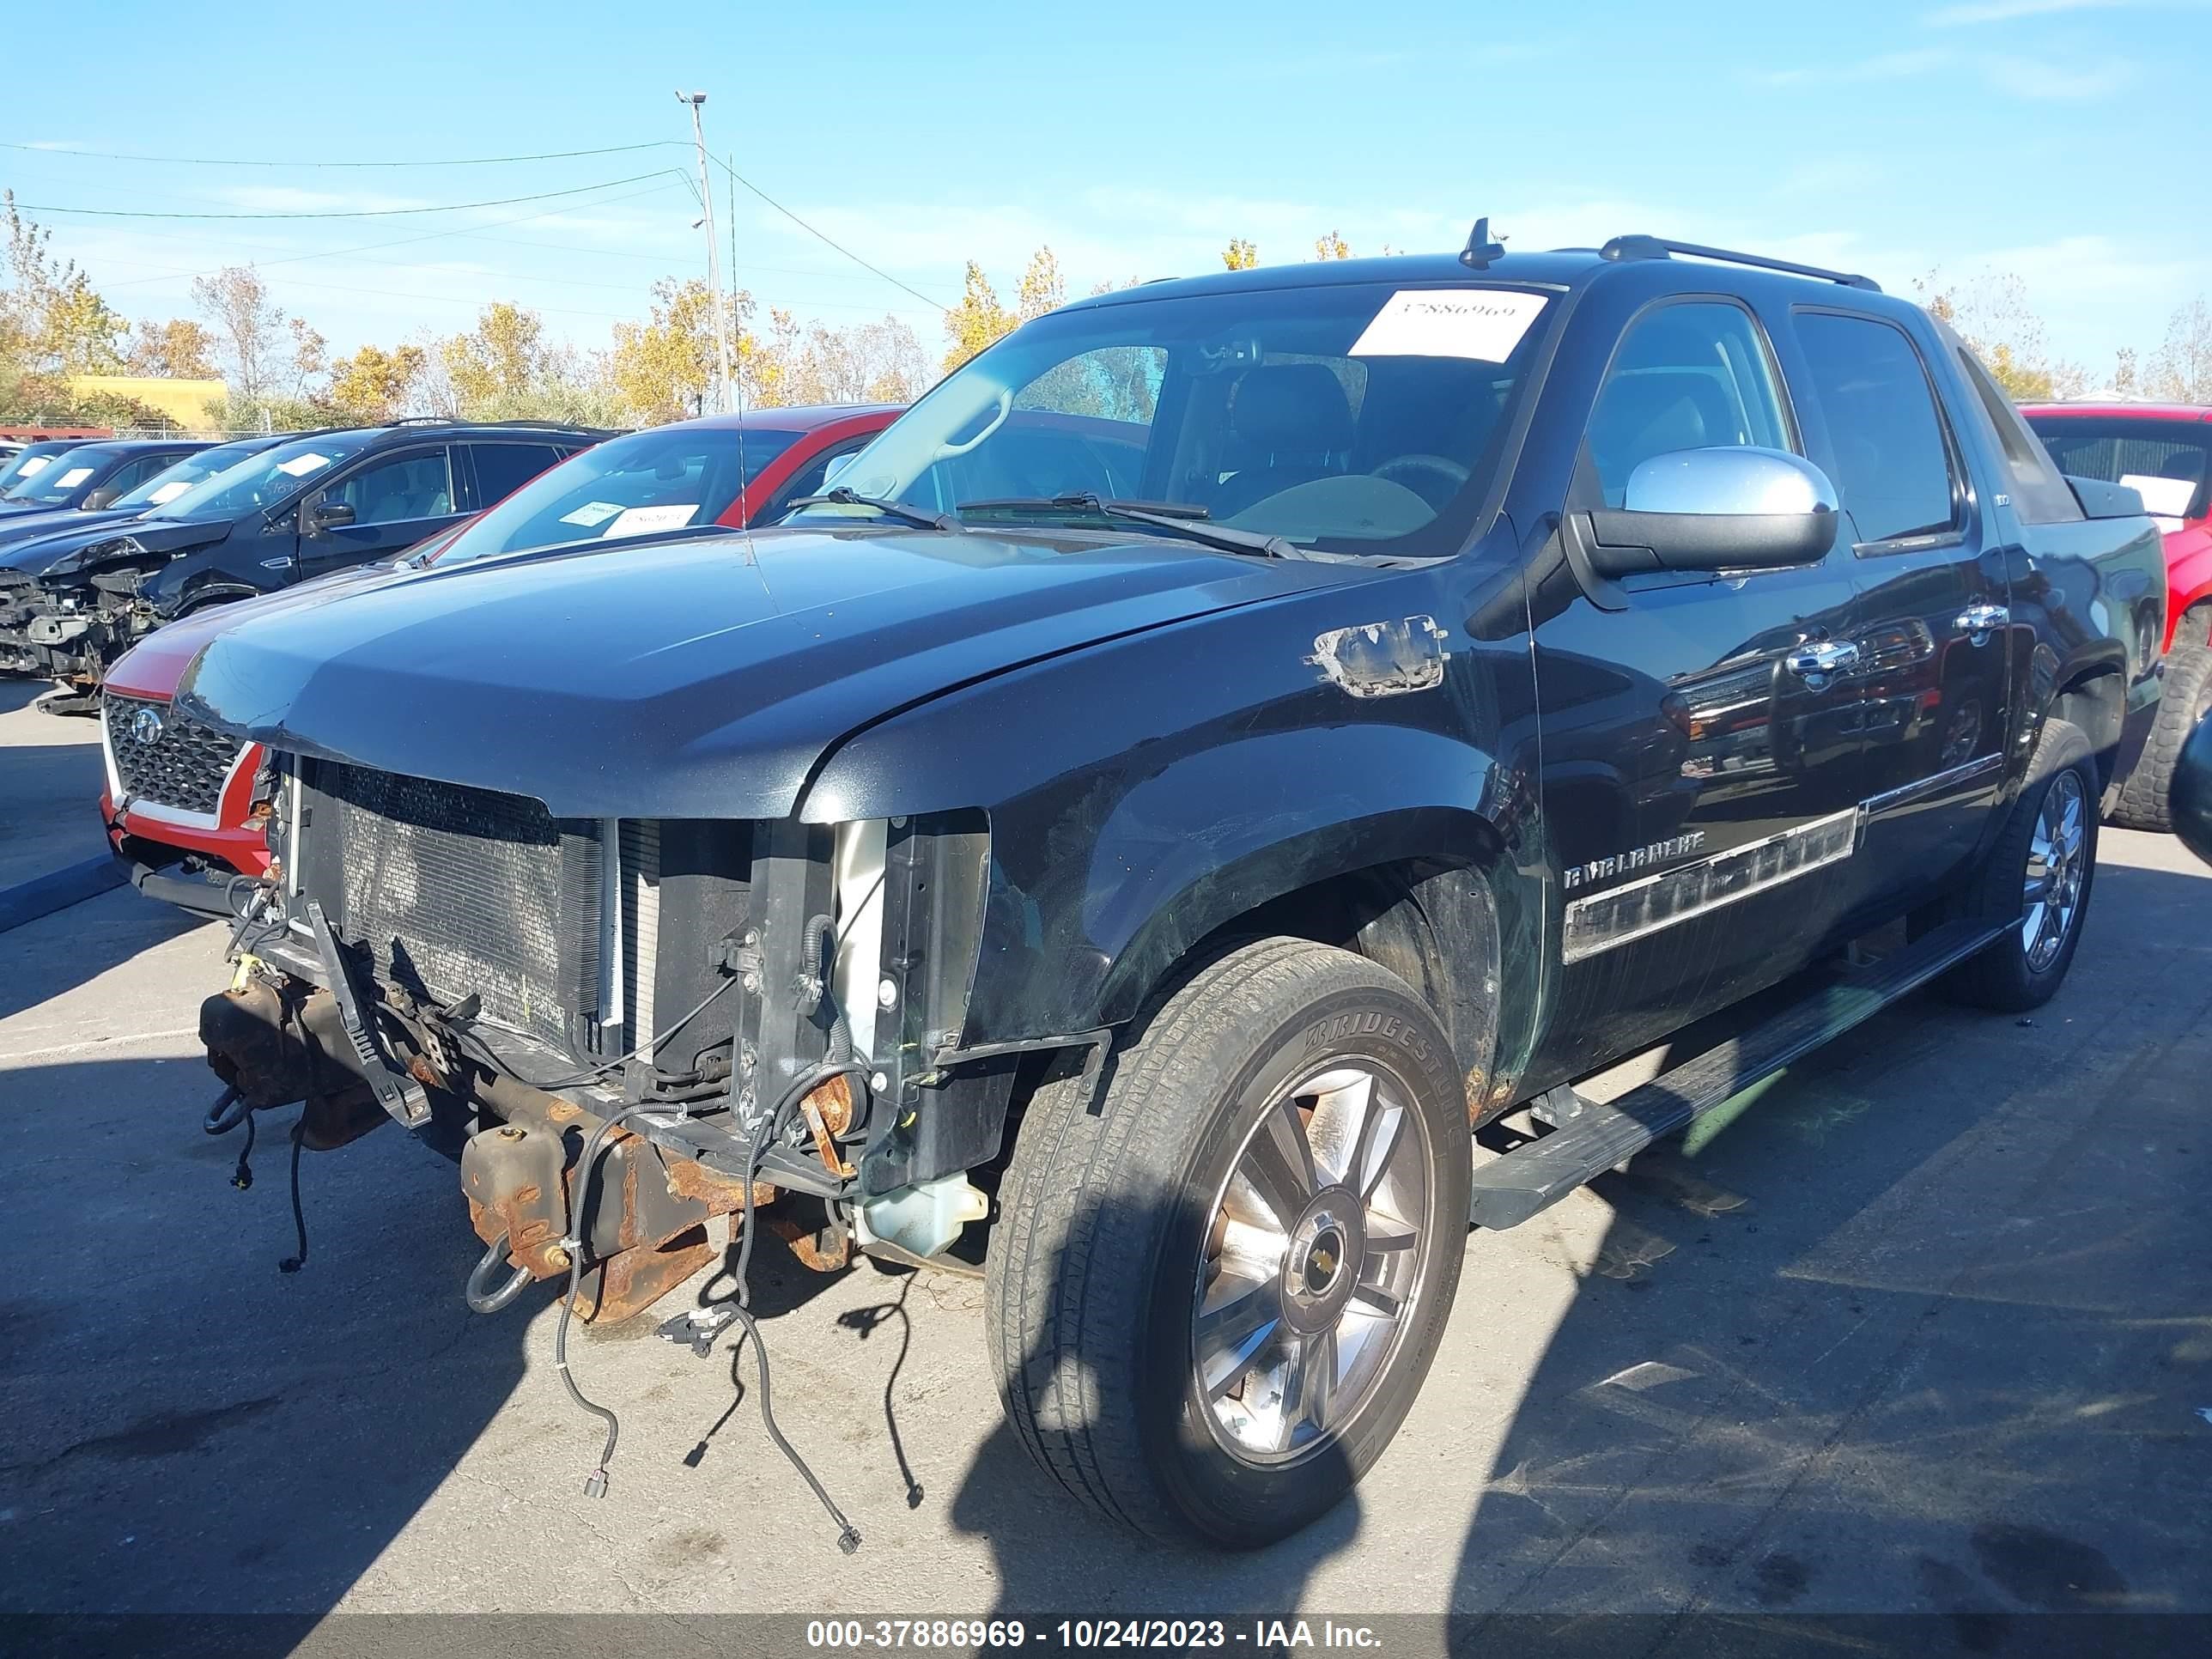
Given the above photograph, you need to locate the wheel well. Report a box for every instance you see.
[2053,670,2124,790]
[2181,597,2212,652]
[1176,855,1504,1121]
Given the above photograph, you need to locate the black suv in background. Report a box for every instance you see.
[12,419,608,692]
[0,438,212,518]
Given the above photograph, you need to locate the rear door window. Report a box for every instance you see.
[468,442,562,506]
[1950,349,2081,525]
[1793,313,1960,547]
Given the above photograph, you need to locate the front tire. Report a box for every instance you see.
[985,937,1471,1547]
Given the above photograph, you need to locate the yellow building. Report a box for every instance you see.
[67,374,228,429]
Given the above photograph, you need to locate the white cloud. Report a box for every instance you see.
[1753,46,2137,98]
[1982,53,2138,96]
[1926,0,2124,23]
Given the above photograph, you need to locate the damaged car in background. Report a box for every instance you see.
[8,419,604,702]
[174,230,2161,1551]
[0,435,290,682]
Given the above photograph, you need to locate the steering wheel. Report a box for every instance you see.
[1374,454,1471,511]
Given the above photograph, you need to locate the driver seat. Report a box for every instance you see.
[1211,364,1355,519]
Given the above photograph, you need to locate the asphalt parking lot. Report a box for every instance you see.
[3,686,2209,1646]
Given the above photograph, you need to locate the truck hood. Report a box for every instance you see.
[106,559,410,699]
[176,524,1361,819]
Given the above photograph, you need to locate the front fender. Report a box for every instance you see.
[805,570,1543,1055]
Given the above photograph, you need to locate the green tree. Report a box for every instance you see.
[2,191,127,375]
[942,261,1017,372]
[611,277,757,424]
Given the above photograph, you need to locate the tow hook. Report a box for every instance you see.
[464,1230,536,1315]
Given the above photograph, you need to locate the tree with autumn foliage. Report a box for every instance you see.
[1914,269,2087,401]
[327,343,428,423]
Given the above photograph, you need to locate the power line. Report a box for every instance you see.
[12,169,689,221]
[1,138,684,168]
[97,179,693,289]
[712,156,951,313]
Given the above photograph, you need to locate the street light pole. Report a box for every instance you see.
[677,89,734,415]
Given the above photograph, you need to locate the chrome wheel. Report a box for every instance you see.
[1192,1061,1434,1467]
[2021,769,2087,971]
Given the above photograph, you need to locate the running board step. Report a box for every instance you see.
[1468,918,2006,1231]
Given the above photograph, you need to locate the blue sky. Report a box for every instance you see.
[4,0,2206,379]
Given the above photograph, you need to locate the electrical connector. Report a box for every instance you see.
[584,1468,609,1498]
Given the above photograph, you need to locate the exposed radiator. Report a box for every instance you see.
[300,763,602,1052]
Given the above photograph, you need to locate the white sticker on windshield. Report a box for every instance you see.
[55,466,94,488]
[558,500,625,528]
[275,452,332,477]
[1350,289,1548,363]
[18,456,52,477]
[601,503,700,538]
[2120,473,2196,518]
[147,480,191,503]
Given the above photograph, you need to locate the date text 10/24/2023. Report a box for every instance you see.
[805,1619,1386,1650]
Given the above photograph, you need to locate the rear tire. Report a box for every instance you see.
[1932,717,2098,1012]
[2110,638,2212,832]
[984,937,1470,1547]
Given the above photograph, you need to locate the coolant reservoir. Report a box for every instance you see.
[855,1174,989,1259]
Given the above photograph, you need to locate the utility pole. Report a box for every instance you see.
[677,90,734,415]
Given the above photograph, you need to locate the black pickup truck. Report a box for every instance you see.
[177,233,2163,1551]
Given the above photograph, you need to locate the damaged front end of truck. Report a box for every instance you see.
[198,750,1005,1320]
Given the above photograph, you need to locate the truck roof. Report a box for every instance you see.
[1063,240,1916,322]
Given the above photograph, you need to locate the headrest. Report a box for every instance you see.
[1231,363,1355,454]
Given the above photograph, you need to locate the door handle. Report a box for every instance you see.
[1784,640,1860,684]
[1956,603,2008,644]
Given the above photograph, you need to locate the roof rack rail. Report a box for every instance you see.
[1596,234,1880,292]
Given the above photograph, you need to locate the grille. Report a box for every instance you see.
[105,693,240,816]
[301,763,602,1051]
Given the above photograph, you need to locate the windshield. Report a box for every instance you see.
[0,443,79,496]
[810,279,1556,556]
[109,441,266,509]
[429,423,800,563]
[5,445,122,505]
[154,431,374,523]
[2027,415,2209,525]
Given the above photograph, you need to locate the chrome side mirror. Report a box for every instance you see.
[1584,447,1842,578]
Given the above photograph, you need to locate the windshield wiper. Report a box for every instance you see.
[955,493,1310,561]
[787,486,962,533]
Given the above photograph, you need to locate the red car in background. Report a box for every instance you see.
[102,404,901,914]
[2024,403,2212,829]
